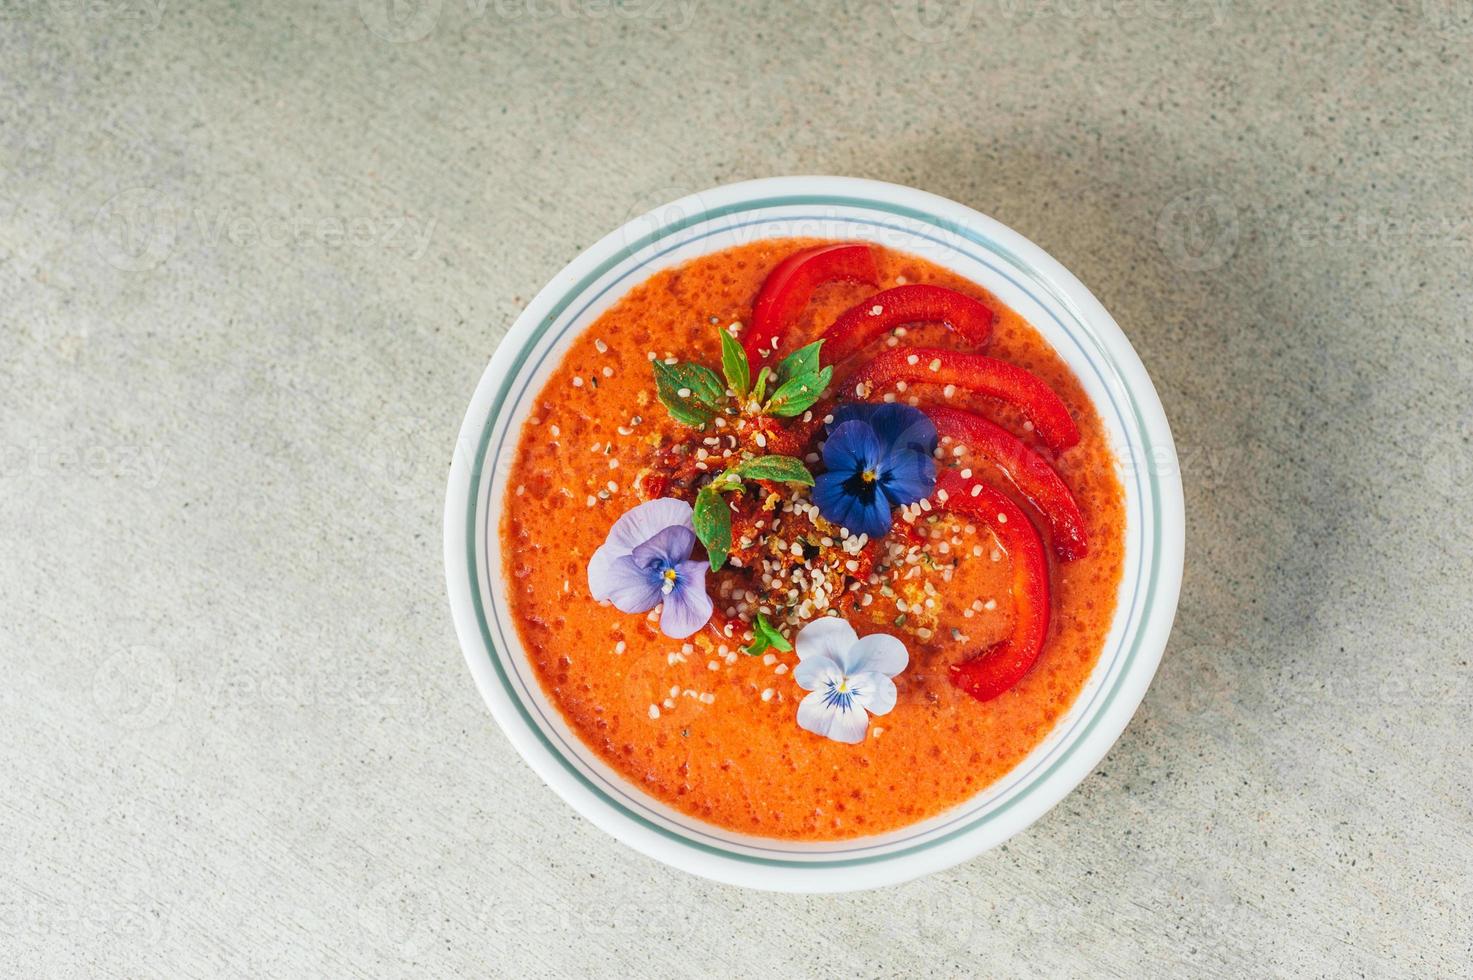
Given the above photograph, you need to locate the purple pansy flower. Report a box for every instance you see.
[792,618,908,744]
[587,498,712,639]
[812,403,938,538]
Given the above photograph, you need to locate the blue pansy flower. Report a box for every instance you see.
[793,618,908,744]
[587,498,712,639]
[812,403,938,538]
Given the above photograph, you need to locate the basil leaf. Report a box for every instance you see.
[652,360,723,427]
[773,339,823,385]
[734,454,814,486]
[718,328,750,399]
[763,365,832,418]
[744,613,792,656]
[693,485,732,571]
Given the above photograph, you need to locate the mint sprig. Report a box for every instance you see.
[745,612,792,657]
[690,455,814,571]
[652,328,833,428]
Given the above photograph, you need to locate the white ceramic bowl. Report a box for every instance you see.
[444,176,1184,892]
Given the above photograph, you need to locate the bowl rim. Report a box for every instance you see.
[444,175,1185,892]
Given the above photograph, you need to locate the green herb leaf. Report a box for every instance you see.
[652,360,724,427]
[693,484,732,571]
[772,339,824,386]
[704,468,743,495]
[750,365,771,406]
[718,328,750,399]
[745,612,792,656]
[764,365,833,418]
[734,454,814,485]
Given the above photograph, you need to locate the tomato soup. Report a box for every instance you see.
[501,239,1124,840]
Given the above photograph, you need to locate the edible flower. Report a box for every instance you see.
[812,403,938,538]
[792,618,908,744]
[587,499,712,639]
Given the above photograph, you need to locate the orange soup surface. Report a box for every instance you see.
[501,239,1124,840]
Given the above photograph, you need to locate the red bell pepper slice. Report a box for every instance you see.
[931,470,1051,702]
[846,347,1081,452]
[819,284,995,365]
[926,405,1089,560]
[744,243,878,367]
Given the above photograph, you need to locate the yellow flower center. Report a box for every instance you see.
[861,469,877,483]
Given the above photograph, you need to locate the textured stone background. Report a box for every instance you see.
[3,1,1470,976]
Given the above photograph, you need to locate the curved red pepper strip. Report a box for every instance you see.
[846,347,1081,452]
[926,405,1089,561]
[744,243,878,368]
[819,284,995,366]
[931,470,1051,702]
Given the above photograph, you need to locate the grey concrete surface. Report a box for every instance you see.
[2,1,1470,976]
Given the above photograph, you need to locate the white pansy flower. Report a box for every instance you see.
[792,618,908,744]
